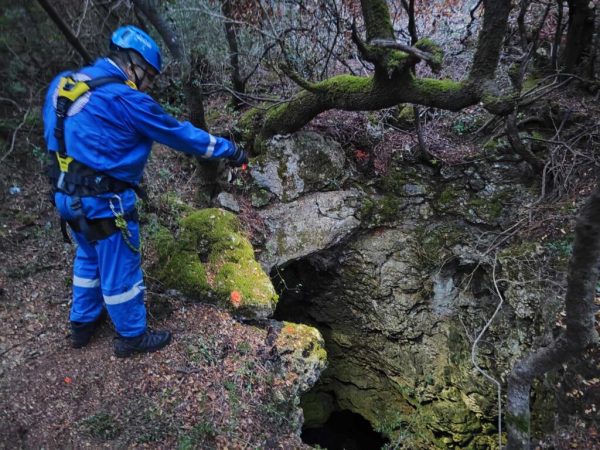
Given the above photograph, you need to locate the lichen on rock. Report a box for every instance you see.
[276,322,328,393]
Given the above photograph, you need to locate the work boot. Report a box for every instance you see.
[113,329,172,358]
[70,310,107,348]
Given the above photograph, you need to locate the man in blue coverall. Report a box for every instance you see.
[43,25,247,357]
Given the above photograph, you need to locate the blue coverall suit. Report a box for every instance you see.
[43,58,236,337]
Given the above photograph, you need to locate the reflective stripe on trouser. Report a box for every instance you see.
[71,219,146,337]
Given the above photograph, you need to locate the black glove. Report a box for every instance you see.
[229,146,249,167]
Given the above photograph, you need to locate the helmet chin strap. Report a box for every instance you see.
[126,52,148,89]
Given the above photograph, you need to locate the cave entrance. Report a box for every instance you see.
[272,259,390,449]
[301,410,390,450]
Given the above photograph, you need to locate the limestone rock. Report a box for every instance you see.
[257,190,363,270]
[250,132,347,202]
[215,192,240,212]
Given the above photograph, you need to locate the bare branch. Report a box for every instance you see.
[36,0,93,64]
[370,39,435,65]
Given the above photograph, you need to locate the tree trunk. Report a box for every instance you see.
[506,187,600,449]
[36,0,93,64]
[563,0,595,73]
[590,4,600,80]
[551,0,564,70]
[469,0,512,80]
[359,0,395,42]
[183,53,210,131]
[132,0,208,130]
[258,74,482,143]
[222,0,245,109]
[132,0,183,61]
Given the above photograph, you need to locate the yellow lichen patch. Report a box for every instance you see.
[275,322,328,395]
[276,322,328,367]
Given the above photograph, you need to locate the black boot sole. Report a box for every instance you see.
[113,334,172,358]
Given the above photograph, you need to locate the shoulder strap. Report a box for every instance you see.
[54,75,126,158]
[84,76,126,89]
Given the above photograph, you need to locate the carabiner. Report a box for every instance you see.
[109,194,125,217]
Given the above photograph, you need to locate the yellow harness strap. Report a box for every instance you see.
[55,75,135,174]
[57,76,91,101]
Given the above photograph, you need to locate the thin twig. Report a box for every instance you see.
[0,96,20,108]
[1,105,32,163]
[471,255,504,450]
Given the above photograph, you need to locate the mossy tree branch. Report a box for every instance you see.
[253,0,513,146]
[359,0,394,42]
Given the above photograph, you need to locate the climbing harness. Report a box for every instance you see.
[109,194,141,253]
[48,74,144,245]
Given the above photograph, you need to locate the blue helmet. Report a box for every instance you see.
[111,25,162,73]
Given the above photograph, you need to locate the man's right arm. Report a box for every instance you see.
[117,92,246,164]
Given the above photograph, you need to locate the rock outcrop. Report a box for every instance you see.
[255,133,564,448]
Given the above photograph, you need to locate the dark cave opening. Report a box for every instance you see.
[272,259,390,450]
[301,410,390,450]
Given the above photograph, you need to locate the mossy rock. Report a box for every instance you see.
[434,182,512,226]
[359,195,406,225]
[276,322,328,394]
[149,208,277,319]
[413,223,465,270]
[397,104,415,124]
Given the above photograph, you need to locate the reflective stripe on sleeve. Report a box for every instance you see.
[103,280,144,305]
[205,135,216,158]
[73,275,100,288]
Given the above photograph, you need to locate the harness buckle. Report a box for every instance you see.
[57,76,91,102]
[56,153,73,173]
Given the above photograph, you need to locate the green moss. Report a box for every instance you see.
[435,183,510,224]
[415,38,444,71]
[360,195,405,225]
[498,240,544,280]
[238,106,267,142]
[505,412,530,434]
[414,224,464,269]
[530,130,544,140]
[157,251,210,298]
[531,378,556,438]
[279,322,327,363]
[521,76,539,93]
[385,49,410,73]
[483,138,508,152]
[378,171,408,194]
[157,193,194,217]
[396,105,415,125]
[263,103,289,128]
[300,391,336,428]
[363,46,410,75]
[80,412,122,440]
[362,0,394,41]
[413,78,463,97]
[480,91,516,114]
[467,196,504,221]
[314,74,373,94]
[435,185,462,211]
[149,209,278,317]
